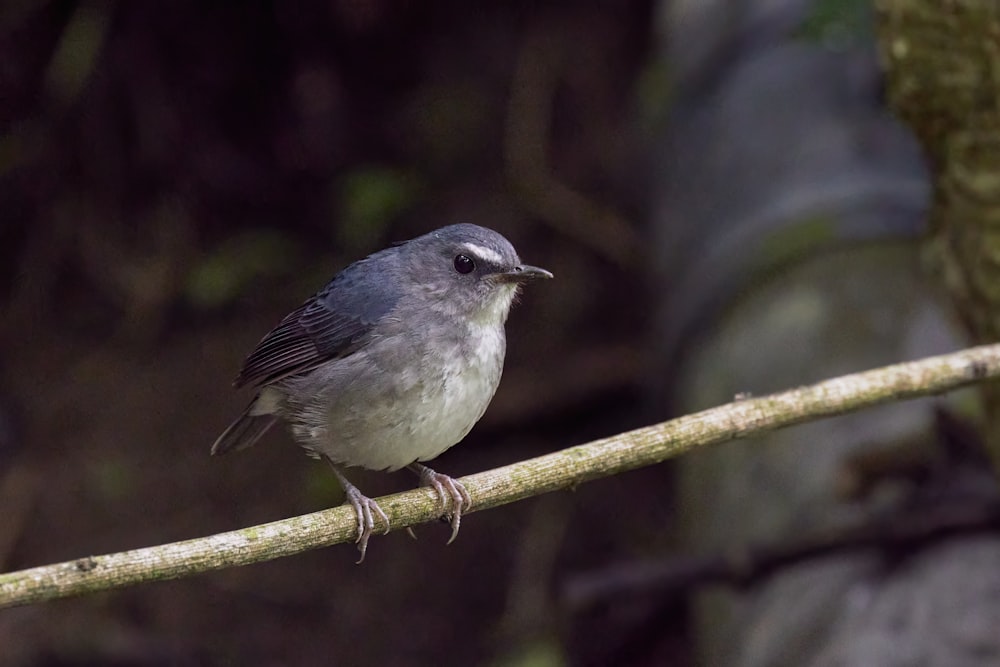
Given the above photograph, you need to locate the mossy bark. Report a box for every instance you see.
[877,0,1000,467]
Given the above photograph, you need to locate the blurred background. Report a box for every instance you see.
[5,0,995,666]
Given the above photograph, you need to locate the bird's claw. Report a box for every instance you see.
[343,485,389,564]
[411,464,472,544]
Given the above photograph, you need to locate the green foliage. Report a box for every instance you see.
[492,638,566,667]
[796,0,872,49]
[301,464,345,508]
[757,216,837,270]
[87,458,134,504]
[634,60,675,135]
[337,166,420,252]
[45,1,110,104]
[185,229,300,309]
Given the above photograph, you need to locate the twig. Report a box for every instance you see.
[562,495,1000,611]
[504,28,639,266]
[2,344,999,608]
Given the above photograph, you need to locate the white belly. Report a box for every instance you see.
[280,322,506,471]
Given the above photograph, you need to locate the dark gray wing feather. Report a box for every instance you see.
[234,254,402,388]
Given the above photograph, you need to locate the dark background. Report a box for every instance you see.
[0,1,911,666]
[1,2,666,665]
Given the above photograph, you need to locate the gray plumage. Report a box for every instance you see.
[212,223,552,560]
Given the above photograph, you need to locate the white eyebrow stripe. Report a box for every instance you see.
[460,242,505,265]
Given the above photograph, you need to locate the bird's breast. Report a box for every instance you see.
[408,322,506,460]
[286,321,507,471]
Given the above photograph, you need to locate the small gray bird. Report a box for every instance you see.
[212,223,552,561]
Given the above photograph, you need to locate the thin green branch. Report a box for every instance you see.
[2,344,999,609]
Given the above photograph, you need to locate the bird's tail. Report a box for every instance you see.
[211,401,278,456]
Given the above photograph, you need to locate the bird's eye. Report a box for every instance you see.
[454,254,475,274]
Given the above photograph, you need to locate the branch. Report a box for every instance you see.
[562,495,1000,611]
[3,344,1000,608]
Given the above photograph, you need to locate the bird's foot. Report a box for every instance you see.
[327,461,389,563]
[343,485,390,564]
[408,463,472,544]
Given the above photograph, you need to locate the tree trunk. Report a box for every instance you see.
[877,0,1000,466]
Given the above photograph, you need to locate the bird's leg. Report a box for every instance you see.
[325,459,389,563]
[407,463,472,544]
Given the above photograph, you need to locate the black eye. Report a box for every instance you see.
[453,254,475,274]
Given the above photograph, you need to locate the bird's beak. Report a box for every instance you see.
[495,264,554,283]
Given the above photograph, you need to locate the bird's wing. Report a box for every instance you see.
[234,262,400,388]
